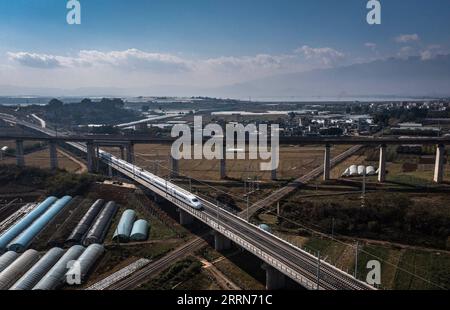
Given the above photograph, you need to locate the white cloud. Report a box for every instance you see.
[7,52,63,69]
[397,46,416,59]
[77,49,191,72]
[364,42,377,50]
[294,45,345,66]
[203,54,293,72]
[8,49,191,73]
[420,45,445,60]
[395,34,420,43]
[3,46,349,90]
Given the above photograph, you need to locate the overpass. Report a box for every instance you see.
[0,113,375,290]
[1,128,449,183]
[1,132,449,145]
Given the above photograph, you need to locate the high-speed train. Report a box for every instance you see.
[98,150,203,210]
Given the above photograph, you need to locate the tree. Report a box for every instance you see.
[48,98,63,109]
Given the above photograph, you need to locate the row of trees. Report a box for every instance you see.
[45,98,137,126]
[373,107,432,126]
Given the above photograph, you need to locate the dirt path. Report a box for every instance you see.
[197,256,241,290]
[57,148,87,174]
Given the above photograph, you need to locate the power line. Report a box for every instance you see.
[131,150,447,289]
[266,209,447,290]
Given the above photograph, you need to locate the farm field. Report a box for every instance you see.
[1,146,84,173]
[104,143,352,181]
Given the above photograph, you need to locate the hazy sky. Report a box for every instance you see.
[0,0,449,93]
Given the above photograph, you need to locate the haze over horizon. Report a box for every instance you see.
[1,0,450,98]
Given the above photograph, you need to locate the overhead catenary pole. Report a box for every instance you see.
[361,165,366,208]
[316,251,321,290]
[331,217,335,238]
[354,242,359,279]
[216,200,220,226]
[246,195,249,222]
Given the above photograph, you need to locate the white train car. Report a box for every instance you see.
[98,150,203,210]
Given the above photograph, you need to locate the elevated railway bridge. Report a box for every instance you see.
[1,130,449,183]
[1,114,449,290]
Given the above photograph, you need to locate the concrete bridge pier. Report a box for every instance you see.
[49,141,58,170]
[271,143,278,181]
[271,169,277,181]
[434,144,445,183]
[220,143,227,179]
[120,146,125,160]
[86,142,96,173]
[171,149,179,178]
[323,144,331,181]
[378,144,387,182]
[15,139,25,167]
[262,263,286,290]
[214,231,232,251]
[151,192,162,203]
[125,143,135,164]
[179,209,194,225]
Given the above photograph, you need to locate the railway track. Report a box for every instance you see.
[108,236,208,290]
[201,198,370,290]
[2,115,373,290]
[241,145,363,217]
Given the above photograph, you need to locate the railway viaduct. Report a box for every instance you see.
[1,133,449,183]
[0,116,448,290]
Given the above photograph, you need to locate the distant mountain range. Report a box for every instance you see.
[207,54,450,99]
[1,55,450,99]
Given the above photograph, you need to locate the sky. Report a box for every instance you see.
[0,0,449,96]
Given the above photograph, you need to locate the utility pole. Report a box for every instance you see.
[189,178,192,192]
[316,251,321,290]
[216,200,220,226]
[331,217,335,239]
[165,174,168,198]
[246,195,249,222]
[361,166,366,208]
[354,242,358,278]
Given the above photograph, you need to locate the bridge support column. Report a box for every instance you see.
[323,144,331,181]
[271,168,277,181]
[15,140,25,167]
[179,209,194,226]
[120,146,125,160]
[87,142,96,173]
[378,144,387,183]
[271,143,278,180]
[171,148,179,178]
[220,143,226,179]
[214,231,231,251]
[49,141,58,170]
[152,192,162,203]
[262,263,286,290]
[434,144,445,183]
[125,143,135,164]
